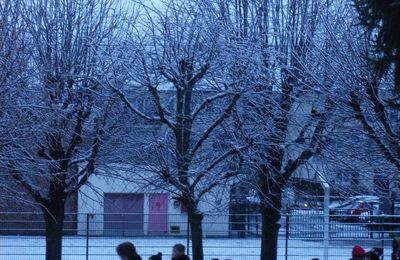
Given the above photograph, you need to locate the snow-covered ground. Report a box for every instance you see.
[0,235,393,260]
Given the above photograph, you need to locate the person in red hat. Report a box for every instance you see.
[351,245,367,260]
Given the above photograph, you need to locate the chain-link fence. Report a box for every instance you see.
[0,211,398,259]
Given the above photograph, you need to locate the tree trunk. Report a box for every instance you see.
[260,194,282,260]
[42,198,66,260]
[189,211,204,260]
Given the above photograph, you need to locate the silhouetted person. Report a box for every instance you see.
[116,241,142,260]
[172,244,190,260]
[351,245,366,260]
[149,252,162,260]
[367,247,382,260]
[366,251,380,260]
[393,238,400,260]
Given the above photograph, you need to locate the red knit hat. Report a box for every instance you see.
[352,245,366,257]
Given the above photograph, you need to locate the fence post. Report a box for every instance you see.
[86,213,89,260]
[323,203,330,260]
[381,216,384,260]
[256,215,259,236]
[370,211,373,239]
[187,214,190,256]
[322,177,330,260]
[285,214,289,260]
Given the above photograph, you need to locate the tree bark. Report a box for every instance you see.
[42,197,66,260]
[188,211,204,260]
[260,199,282,260]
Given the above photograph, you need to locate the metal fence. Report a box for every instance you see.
[0,211,399,259]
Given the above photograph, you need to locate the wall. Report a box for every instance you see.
[77,168,229,237]
[0,179,78,235]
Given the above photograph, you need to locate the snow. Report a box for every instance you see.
[0,235,393,260]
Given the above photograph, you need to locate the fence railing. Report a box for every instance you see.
[0,211,398,259]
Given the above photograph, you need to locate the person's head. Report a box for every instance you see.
[367,247,382,260]
[116,242,138,260]
[149,252,162,260]
[172,243,185,257]
[352,245,366,260]
[366,251,379,260]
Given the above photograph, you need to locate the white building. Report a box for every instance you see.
[77,166,230,237]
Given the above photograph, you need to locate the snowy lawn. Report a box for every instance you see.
[0,235,393,260]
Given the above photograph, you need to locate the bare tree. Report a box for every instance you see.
[219,1,337,259]
[0,0,28,203]
[0,1,121,259]
[350,0,400,176]
[108,1,254,259]
[315,0,400,199]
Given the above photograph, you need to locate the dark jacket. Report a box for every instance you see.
[171,255,190,260]
[393,238,400,260]
[149,252,162,260]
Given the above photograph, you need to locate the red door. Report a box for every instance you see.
[149,193,168,234]
[104,193,144,236]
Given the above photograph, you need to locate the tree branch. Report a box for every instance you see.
[9,163,47,204]
[66,109,90,158]
[67,125,102,194]
[141,57,176,131]
[190,93,240,157]
[109,83,161,122]
[197,153,244,199]
[192,92,230,120]
[283,102,332,181]
[190,145,246,190]
[350,91,400,170]
[365,81,400,158]
[188,63,210,87]
[147,83,176,131]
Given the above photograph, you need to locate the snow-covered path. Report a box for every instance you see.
[0,235,393,260]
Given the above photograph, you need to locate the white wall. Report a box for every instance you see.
[77,170,230,237]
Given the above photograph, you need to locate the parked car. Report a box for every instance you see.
[329,195,381,222]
